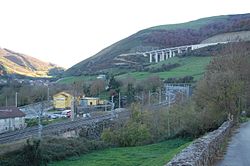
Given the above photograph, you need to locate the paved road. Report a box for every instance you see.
[216,121,250,166]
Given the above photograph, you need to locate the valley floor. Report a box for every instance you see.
[49,138,191,166]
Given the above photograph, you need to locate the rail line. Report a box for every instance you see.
[0,112,120,144]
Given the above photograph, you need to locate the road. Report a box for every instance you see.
[216,121,250,166]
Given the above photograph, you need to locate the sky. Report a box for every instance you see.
[0,0,249,69]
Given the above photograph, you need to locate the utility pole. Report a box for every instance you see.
[159,89,161,104]
[5,96,8,107]
[104,100,107,112]
[168,90,171,107]
[38,102,44,140]
[148,91,151,105]
[141,92,144,106]
[167,88,171,137]
[71,96,75,121]
[15,92,18,107]
[47,86,50,101]
[111,95,114,110]
[118,92,121,108]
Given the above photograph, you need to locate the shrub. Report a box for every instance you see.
[0,137,108,166]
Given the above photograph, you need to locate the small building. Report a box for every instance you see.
[53,92,73,110]
[79,97,102,107]
[97,74,106,80]
[0,106,26,133]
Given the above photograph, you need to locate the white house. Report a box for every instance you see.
[97,74,106,80]
[0,106,26,133]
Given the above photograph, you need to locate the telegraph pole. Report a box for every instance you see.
[15,92,18,107]
[111,95,114,110]
[71,96,75,121]
[141,92,144,105]
[159,89,161,104]
[5,96,8,107]
[167,91,170,137]
[38,102,44,140]
[148,91,151,105]
[47,86,50,101]
[118,92,121,108]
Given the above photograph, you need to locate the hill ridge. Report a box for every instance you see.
[0,48,64,78]
[65,13,250,76]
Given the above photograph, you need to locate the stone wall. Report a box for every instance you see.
[165,120,234,166]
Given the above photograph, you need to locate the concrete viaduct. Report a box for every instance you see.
[137,42,228,63]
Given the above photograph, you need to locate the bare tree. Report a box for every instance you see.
[90,79,105,96]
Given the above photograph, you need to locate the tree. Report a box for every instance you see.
[194,42,250,122]
[108,75,121,91]
[126,83,135,104]
[90,79,105,96]
[143,76,163,92]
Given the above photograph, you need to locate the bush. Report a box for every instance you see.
[102,122,151,147]
[101,103,151,146]
[0,139,45,166]
[0,137,108,166]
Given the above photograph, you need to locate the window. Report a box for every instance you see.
[90,102,93,105]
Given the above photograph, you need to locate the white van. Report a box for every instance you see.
[61,110,71,118]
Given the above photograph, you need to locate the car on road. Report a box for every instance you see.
[62,110,71,118]
[83,113,91,118]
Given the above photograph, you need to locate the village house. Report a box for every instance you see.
[79,97,105,107]
[53,91,73,110]
[96,74,106,80]
[0,106,26,133]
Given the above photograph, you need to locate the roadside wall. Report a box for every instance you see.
[165,120,233,166]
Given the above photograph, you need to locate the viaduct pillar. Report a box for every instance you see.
[155,53,159,63]
[149,53,153,63]
[160,52,164,61]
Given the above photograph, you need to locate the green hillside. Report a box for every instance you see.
[58,56,211,84]
[149,15,229,30]
[201,30,250,44]
[57,75,96,84]
[65,13,250,76]
[117,56,211,80]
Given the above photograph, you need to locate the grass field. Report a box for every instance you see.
[59,56,211,84]
[57,75,97,84]
[49,138,191,166]
[117,56,211,80]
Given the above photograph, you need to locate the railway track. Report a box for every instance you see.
[0,112,120,144]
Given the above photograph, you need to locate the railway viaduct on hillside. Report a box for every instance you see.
[143,42,228,63]
[119,42,228,63]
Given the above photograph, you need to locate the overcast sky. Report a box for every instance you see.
[0,0,249,68]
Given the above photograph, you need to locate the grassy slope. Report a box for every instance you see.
[57,75,97,84]
[65,13,250,76]
[59,56,211,84]
[49,138,191,166]
[201,30,250,44]
[117,56,211,80]
[149,15,229,30]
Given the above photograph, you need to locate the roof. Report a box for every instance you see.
[53,91,72,98]
[0,106,25,119]
[81,97,99,100]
